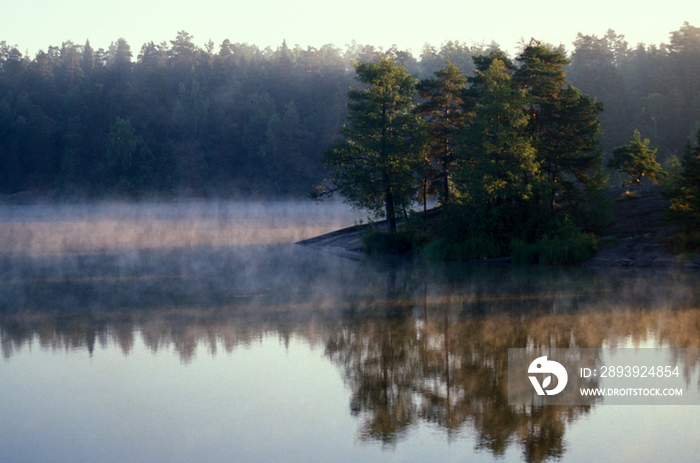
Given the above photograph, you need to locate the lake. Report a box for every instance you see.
[1,201,699,463]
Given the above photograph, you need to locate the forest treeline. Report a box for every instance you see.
[0,24,699,198]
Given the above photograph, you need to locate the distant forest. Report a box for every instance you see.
[0,24,699,198]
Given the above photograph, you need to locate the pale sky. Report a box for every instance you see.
[2,0,698,58]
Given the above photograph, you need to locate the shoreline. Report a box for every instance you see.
[297,185,700,270]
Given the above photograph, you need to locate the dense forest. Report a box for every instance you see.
[0,24,699,198]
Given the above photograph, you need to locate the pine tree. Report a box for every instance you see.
[608,129,664,185]
[664,130,700,230]
[101,117,154,195]
[322,57,426,232]
[455,58,539,239]
[415,61,467,205]
[515,41,604,218]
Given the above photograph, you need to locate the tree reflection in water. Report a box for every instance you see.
[323,288,590,461]
[2,249,700,462]
[322,259,700,462]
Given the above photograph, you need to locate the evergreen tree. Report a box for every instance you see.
[81,40,95,76]
[667,23,700,149]
[664,130,700,231]
[608,129,664,185]
[415,61,467,205]
[100,117,154,195]
[109,38,132,71]
[567,32,628,151]
[455,58,538,241]
[322,57,426,232]
[515,41,604,221]
[169,31,199,67]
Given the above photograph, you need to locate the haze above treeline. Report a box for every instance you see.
[0,23,698,198]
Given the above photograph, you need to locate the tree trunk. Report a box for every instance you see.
[385,186,397,233]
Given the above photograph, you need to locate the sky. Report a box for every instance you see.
[2,0,699,58]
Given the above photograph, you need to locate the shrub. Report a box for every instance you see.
[422,236,502,261]
[511,233,597,264]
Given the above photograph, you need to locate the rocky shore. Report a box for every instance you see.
[588,185,698,269]
[296,222,371,260]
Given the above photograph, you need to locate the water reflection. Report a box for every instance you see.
[2,246,700,462]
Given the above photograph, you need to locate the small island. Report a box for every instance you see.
[310,43,700,267]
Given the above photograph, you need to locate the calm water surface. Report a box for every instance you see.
[1,201,700,463]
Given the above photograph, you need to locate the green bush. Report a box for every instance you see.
[422,236,502,261]
[511,233,597,265]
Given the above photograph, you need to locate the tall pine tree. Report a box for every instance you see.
[415,61,467,205]
[455,58,539,241]
[515,41,604,224]
[322,57,426,232]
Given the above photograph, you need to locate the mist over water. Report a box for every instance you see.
[0,199,364,255]
[0,199,365,313]
[1,200,700,463]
